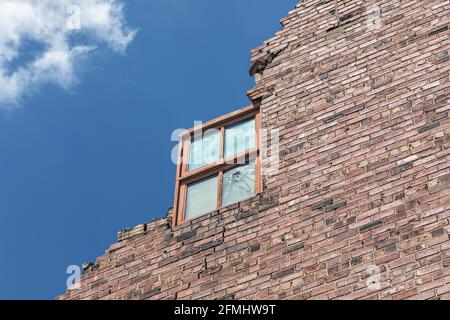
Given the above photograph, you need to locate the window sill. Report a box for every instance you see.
[173,193,262,229]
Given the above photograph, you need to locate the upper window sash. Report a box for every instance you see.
[180,110,259,178]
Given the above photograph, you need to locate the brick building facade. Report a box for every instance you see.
[58,0,450,300]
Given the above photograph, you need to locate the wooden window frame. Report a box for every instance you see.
[173,105,261,227]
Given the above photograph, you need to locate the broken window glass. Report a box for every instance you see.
[189,130,220,171]
[222,161,255,207]
[185,175,218,220]
[224,118,256,158]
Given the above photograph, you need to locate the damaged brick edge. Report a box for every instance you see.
[249,48,286,77]
[116,193,264,244]
[117,207,173,242]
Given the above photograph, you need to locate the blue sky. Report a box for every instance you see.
[0,0,298,299]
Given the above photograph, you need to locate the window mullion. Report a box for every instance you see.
[255,112,262,194]
[219,127,225,160]
[217,170,224,209]
[182,137,191,177]
[217,127,225,209]
[178,184,187,224]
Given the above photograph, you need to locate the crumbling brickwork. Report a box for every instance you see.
[58,0,450,300]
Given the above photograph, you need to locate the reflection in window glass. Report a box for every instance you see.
[189,131,220,171]
[222,161,255,207]
[224,118,256,158]
[185,175,218,220]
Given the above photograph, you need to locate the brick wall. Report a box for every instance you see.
[57,0,450,300]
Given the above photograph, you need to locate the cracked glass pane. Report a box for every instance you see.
[185,175,218,220]
[224,118,256,158]
[189,131,220,171]
[222,161,255,207]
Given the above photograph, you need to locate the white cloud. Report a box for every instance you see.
[0,0,137,109]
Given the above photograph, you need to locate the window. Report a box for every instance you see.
[173,106,261,226]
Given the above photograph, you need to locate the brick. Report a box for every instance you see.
[359,220,383,233]
[428,25,449,37]
[218,294,235,300]
[237,273,258,285]
[282,242,305,254]
[376,252,400,265]
[311,199,334,210]
[392,288,418,300]
[199,266,222,277]
[115,254,135,267]
[443,259,450,267]
[437,284,450,296]
[325,202,347,212]
[391,162,413,175]
[142,288,161,299]
[90,279,108,289]
[200,239,223,251]
[176,230,197,242]
[272,267,295,280]
[418,121,440,134]
[431,228,445,238]
[416,247,440,260]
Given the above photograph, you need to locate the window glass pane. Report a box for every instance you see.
[185,175,218,220]
[224,118,256,158]
[222,161,255,207]
[189,131,220,171]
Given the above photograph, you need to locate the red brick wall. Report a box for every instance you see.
[58,0,450,300]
